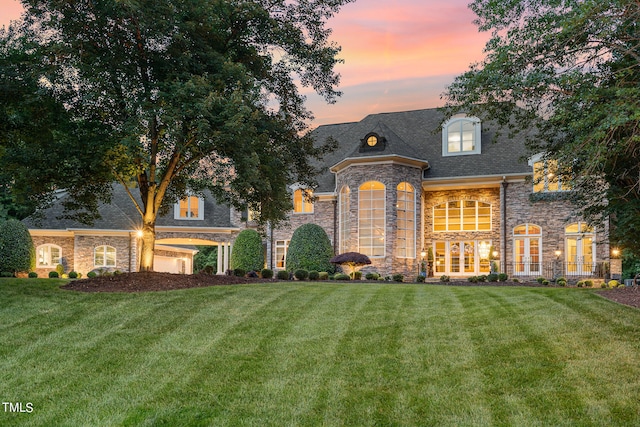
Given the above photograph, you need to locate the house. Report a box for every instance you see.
[25,107,610,279]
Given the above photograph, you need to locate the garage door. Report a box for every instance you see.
[154,256,185,274]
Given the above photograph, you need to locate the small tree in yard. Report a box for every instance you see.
[0,219,35,275]
[286,224,334,273]
[230,229,264,273]
[330,252,371,277]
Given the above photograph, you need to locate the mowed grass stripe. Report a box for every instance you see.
[1,280,639,426]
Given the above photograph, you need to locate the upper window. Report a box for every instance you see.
[396,182,415,258]
[359,181,386,257]
[433,200,491,232]
[532,158,570,192]
[174,195,204,220]
[94,245,116,267]
[442,116,481,156]
[37,244,61,268]
[293,189,313,214]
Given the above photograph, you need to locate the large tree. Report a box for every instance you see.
[443,0,640,256]
[6,0,352,270]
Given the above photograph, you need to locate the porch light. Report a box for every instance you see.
[554,250,562,259]
[612,248,620,258]
[492,250,499,259]
[478,241,490,260]
[136,230,143,238]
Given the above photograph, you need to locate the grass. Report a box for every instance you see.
[1,279,639,426]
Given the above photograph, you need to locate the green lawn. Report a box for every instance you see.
[1,279,639,426]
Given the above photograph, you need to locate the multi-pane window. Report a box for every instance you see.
[396,182,415,258]
[339,186,351,253]
[359,181,385,257]
[94,245,116,267]
[175,196,203,219]
[37,244,61,267]
[442,117,481,156]
[433,200,491,232]
[275,240,290,269]
[533,159,569,192]
[293,189,313,213]
[565,222,595,275]
[513,224,542,276]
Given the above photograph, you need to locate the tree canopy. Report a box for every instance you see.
[3,0,352,270]
[443,0,640,255]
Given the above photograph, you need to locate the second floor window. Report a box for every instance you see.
[175,196,204,220]
[433,200,491,232]
[293,189,313,214]
[531,157,570,193]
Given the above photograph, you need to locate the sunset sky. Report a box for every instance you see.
[0,0,488,126]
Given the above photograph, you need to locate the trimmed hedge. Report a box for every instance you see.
[285,224,334,273]
[0,219,35,274]
[230,229,264,272]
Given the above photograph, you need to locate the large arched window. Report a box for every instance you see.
[565,222,595,275]
[396,182,415,258]
[339,186,351,253]
[94,245,116,267]
[442,116,481,156]
[37,244,61,268]
[359,181,385,257]
[513,224,542,276]
[433,200,491,232]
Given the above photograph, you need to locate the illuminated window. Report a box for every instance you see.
[442,116,481,156]
[396,182,415,258]
[565,222,595,275]
[175,195,203,220]
[359,181,385,257]
[532,157,570,192]
[513,224,542,276]
[433,200,491,232]
[339,186,351,253]
[367,135,378,146]
[94,245,116,267]
[293,189,313,214]
[275,240,290,269]
[37,244,61,268]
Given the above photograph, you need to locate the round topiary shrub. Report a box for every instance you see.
[294,269,309,280]
[416,275,425,283]
[48,271,59,278]
[498,273,509,282]
[365,272,379,280]
[87,271,97,278]
[440,275,450,282]
[276,270,290,280]
[261,268,274,279]
[230,229,264,272]
[28,271,38,278]
[608,279,619,288]
[392,273,404,282]
[318,272,329,280]
[68,271,78,279]
[308,270,320,280]
[487,273,498,282]
[0,219,35,275]
[334,273,350,280]
[233,268,246,277]
[285,224,334,274]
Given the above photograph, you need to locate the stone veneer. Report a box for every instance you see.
[31,236,75,277]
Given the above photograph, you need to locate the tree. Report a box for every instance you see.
[230,229,264,272]
[330,252,371,276]
[443,0,640,256]
[0,219,35,274]
[8,0,351,270]
[286,223,334,273]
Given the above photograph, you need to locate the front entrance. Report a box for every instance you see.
[433,240,492,276]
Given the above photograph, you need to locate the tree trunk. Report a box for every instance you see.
[139,218,156,272]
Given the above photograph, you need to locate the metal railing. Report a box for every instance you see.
[502,261,608,279]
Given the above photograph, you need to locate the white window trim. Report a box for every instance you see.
[358,181,386,258]
[528,153,569,193]
[396,183,416,259]
[292,188,314,214]
[275,240,290,270]
[94,245,117,267]
[512,224,543,276]
[442,116,481,157]
[174,196,204,220]
[36,244,62,268]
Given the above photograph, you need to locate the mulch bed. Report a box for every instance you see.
[60,272,640,310]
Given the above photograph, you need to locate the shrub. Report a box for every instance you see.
[392,273,404,282]
[294,269,309,280]
[608,279,620,288]
[48,271,59,278]
[378,276,385,281]
[286,224,334,273]
[556,278,567,287]
[468,276,478,283]
[202,265,214,275]
[478,275,487,282]
[351,271,362,280]
[319,272,329,280]
[536,277,546,284]
[487,273,499,282]
[585,280,594,288]
[0,219,35,275]
[334,273,350,280]
[276,270,290,280]
[512,278,520,283]
[577,280,585,287]
[416,275,425,283]
[440,275,450,282]
[0,272,13,277]
[365,272,379,280]
[498,273,509,282]
[330,252,371,277]
[260,268,274,279]
[56,264,65,277]
[542,279,550,286]
[87,271,97,278]
[308,270,320,281]
[233,268,246,277]
[230,229,264,272]
[68,271,78,279]
[28,271,38,278]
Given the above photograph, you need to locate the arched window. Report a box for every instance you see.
[396,182,415,258]
[37,244,61,268]
[339,186,351,253]
[442,116,481,156]
[359,181,385,257]
[293,189,313,213]
[94,245,116,267]
[565,222,595,275]
[433,200,491,232]
[513,224,542,276]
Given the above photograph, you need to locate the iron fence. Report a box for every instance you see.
[501,261,608,279]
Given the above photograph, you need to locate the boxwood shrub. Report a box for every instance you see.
[285,224,334,274]
[260,268,274,279]
[308,270,320,280]
[0,219,35,275]
[230,229,264,272]
[294,269,309,280]
[334,273,350,280]
[276,270,290,280]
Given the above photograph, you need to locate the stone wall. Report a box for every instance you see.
[74,234,134,275]
[31,235,75,277]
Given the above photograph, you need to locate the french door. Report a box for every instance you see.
[514,237,541,276]
[433,240,491,276]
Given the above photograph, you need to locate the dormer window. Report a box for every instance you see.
[174,195,204,220]
[359,132,385,152]
[442,116,481,156]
